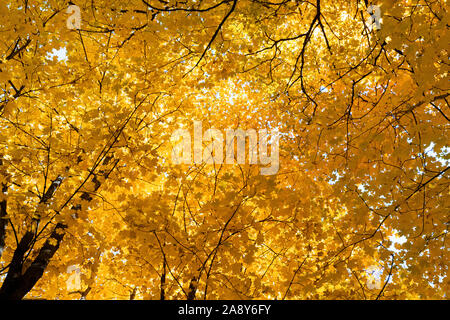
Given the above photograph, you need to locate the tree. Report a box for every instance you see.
[0,0,448,299]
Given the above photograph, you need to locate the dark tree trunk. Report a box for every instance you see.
[0,223,66,300]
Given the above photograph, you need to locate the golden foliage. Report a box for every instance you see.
[0,0,448,300]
